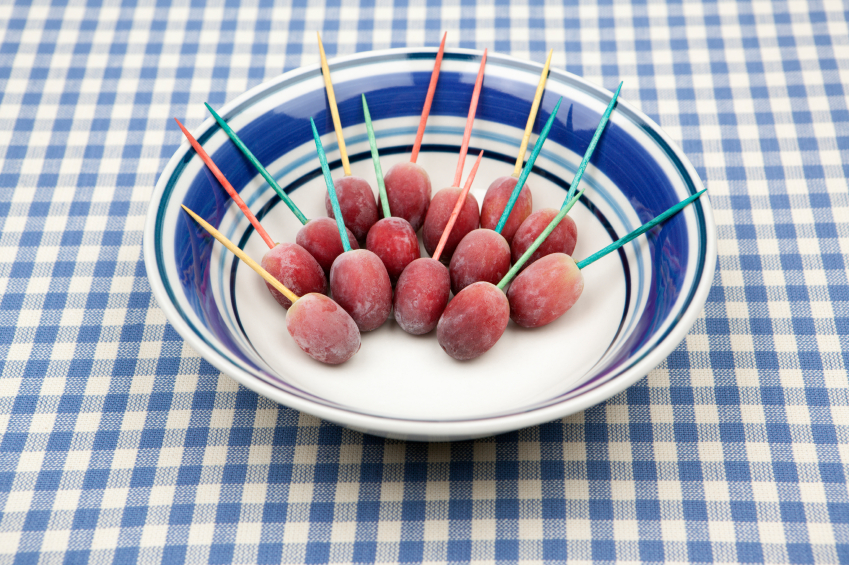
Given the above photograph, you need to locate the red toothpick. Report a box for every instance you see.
[452,49,487,188]
[433,150,484,262]
[174,118,276,250]
[410,32,447,164]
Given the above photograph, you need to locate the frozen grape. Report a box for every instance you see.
[381,161,432,232]
[324,175,379,242]
[286,293,361,364]
[511,208,577,270]
[436,282,509,361]
[506,253,583,328]
[296,217,359,275]
[366,217,421,284]
[479,176,533,245]
[393,258,450,335]
[260,242,327,309]
[422,187,479,261]
[448,229,511,295]
[329,249,392,332]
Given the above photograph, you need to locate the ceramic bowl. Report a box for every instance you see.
[144,48,716,442]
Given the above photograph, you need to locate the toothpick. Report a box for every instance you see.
[411,32,447,164]
[452,49,487,188]
[576,190,707,269]
[181,205,300,305]
[317,32,351,176]
[362,94,390,219]
[174,118,275,249]
[432,150,484,262]
[204,103,309,226]
[562,82,623,206]
[310,117,352,252]
[513,49,553,177]
[493,96,562,234]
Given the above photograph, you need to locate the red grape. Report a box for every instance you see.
[329,249,392,331]
[511,208,577,270]
[448,229,510,295]
[381,161,432,232]
[296,217,359,275]
[506,253,584,328]
[393,258,450,335]
[324,175,379,242]
[286,293,361,364]
[421,187,479,260]
[479,176,532,245]
[437,281,509,360]
[260,242,327,309]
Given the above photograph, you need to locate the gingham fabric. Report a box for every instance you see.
[1,0,848,563]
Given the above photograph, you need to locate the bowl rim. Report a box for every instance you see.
[144,47,717,441]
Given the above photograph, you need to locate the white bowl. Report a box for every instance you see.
[144,48,716,441]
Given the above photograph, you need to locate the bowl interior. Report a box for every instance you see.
[147,50,713,437]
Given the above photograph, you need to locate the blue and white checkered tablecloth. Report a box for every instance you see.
[1,0,848,563]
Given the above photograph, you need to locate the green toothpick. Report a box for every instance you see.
[493,96,563,234]
[310,117,351,252]
[576,190,707,269]
[362,94,390,219]
[563,82,622,206]
[205,102,309,226]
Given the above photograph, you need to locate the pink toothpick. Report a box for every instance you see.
[410,32,447,164]
[433,150,484,262]
[452,49,487,188]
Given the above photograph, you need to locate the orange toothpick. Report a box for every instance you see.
[433,150,484,262]
[410,32,447,164]
[452,49,487,188]
[174,118,276,250]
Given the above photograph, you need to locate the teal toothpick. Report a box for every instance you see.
[493,96,563,234]
[205,102,309,226]
[310,117,351,252]
[562,82,622,207]
[362,94,390,219]
[576,189,707,269]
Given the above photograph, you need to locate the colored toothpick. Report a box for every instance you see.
[513,49,553,177]
[181,205,300,305]
[362,94,389,219]
[174,118,275,250]
[310,117,351,253]
[576,190,707,269]
[432,150,484,262]
[410,32,447,164]
[493,96,563,234]
[317,32,352,176]
[452,49,487,188]
[204,103,310,226]
[563,82,623,206]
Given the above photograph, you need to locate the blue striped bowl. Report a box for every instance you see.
[144,48,716,441]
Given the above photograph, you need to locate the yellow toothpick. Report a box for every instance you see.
[317,32,351,176]
[513,49,553,177]
[181,205,300,305]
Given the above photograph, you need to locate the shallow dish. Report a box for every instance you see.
[144,48,716,442]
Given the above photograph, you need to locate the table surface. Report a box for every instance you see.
[1,1,848,563]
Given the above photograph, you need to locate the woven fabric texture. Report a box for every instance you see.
[1,0,848,563]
